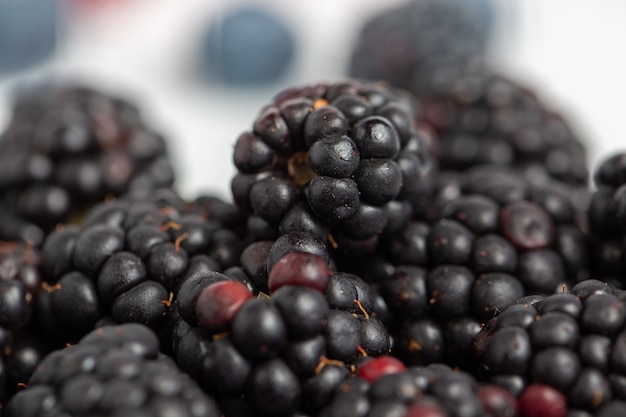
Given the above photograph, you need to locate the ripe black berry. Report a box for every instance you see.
[37,189,246,346]
[360,163,590,372]
[0,83,176,245]
[4,323,221,417]
[232,80,436,255]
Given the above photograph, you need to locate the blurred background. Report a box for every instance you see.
[0,0,624,200]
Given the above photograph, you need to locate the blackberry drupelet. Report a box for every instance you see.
[36,188,246,348]
[0,82,176,246]
[348,0,494,95]
[231,79,436,255]
[473,279,626,416]
[357,164,590,371]
[173,233,392,416]
[0,242,53,410]
[418,66,589,187]
[0,207,46,250]
[4,323,221,417]
[588,151,626,283]
[0,242,40,330]
[318,356,518,417]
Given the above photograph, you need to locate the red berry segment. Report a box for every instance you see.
[195,281,253,333]
[517,383,567,417]
[268,251,331,293]
[404,403,447,417]
[356,356,406,383]
[476,385,517,417]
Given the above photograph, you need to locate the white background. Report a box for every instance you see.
[0,0,625,200]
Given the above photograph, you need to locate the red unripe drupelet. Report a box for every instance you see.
[195,281,253,333]
[268,251,332,293]
[476,385,517,417]
[517,383,567,417]
[404,403,448,417]
[356,356,407,383]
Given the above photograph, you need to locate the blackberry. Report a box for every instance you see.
[0,242,54,409]
[348,0,494,95]
[318,356,518,417]
[231,79,436,255]
[4,323,221,417]
[357,164,589,370]
[434,165,588,286]
[418,66,589,186]
[172,236,391,416]
[36,188,246,347]
[473,279,626,416]
[0,82,176,246]
[588,151,626,283]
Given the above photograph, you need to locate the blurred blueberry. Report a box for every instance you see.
[200,6,296,86]
[0,0,58,74]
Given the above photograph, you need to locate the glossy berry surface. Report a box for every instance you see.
[357,355,406,383]
[0,32,612,417]
[174,241,390,416]
[364,163,589,373]
[268,249,332,293]
[195,281,253,333]
[231,79,436,255]
[36,188,246,347]
[4,323,221,417]
[517,384,567,417]
[474,280,626,415]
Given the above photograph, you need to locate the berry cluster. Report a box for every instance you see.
[0,242,53,406]
[3,4,626,415]
[474,280,626,416]
[172,234,391,416]
[5,323,222,417]
[335,163,588,372]
[36,188,246,348]
[0,83,175,246]
[319,355,550,417]
[416,67,589,188]
[231,79,436,254]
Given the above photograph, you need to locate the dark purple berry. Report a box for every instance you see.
[231,298,287,360]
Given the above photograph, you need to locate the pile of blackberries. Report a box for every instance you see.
[1,2,625,416]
